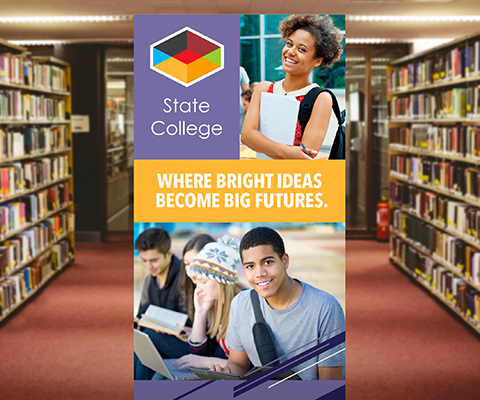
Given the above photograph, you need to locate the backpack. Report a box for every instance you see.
[298,87,345,160]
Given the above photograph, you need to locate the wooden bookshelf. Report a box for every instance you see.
[0,119,71,125]
[0,39,75,322]
[390,143,480,164]
[0,256,75,321]
[391,228,480,292]
[389,255,480,335]
[0,175,72,204]
[388,31,480,335]
[389,74,480,96]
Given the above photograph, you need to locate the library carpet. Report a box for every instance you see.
[0,240,479,399]
[347,240,480,400]
[0,241,133,400]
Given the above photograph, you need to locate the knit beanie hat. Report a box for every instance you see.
[187,235,239,285]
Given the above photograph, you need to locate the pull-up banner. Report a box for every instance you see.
[134,14,346,400]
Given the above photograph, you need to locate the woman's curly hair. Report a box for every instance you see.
[279,14,344,67]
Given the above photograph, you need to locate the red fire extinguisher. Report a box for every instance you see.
[377,196,390,241]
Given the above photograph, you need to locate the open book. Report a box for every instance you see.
[138,305,188,335]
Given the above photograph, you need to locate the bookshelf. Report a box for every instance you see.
[0,40,75,322]
[387,31,480,335]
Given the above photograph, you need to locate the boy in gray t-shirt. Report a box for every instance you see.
[215,227,345,380]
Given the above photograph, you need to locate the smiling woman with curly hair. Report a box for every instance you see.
[241,14,343,159]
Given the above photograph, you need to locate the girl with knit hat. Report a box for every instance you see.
[172,235,243,371]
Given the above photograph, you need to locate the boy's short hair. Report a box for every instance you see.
[135,227,171,255]
[239,227,285,260]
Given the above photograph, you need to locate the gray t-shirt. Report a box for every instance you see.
[226,281,345,380]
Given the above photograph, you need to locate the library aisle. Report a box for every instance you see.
[0,241,133,400]
[347,240,480,400]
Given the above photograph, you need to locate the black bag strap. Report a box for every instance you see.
[298,87,344,133]
[250,290,279,366]
[251,288,265,323]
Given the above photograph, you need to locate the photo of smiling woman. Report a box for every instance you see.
[241,15,343,160]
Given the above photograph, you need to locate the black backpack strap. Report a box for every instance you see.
[250,288,265,323]
[298,87,344,134]
[250,290,279,366]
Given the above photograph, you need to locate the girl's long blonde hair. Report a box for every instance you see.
[206,282,241,340]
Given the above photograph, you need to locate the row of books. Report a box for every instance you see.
[388,42,480,91]
[389,87,478,119]
[0,212,73,278]
[390,155,480,197]
[390,124,480,157]
[0,155,69,199]
[0,182,71,237]
[391,237,480,326]
[0,126,69,159]
[0,53,67,91]
[0,240,72,316]
[0,90,66,121]
[391,213,480,286]
[391,180,480,241]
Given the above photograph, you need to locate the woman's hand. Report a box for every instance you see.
[194,286,215,314]
[173,354,215,370]
[279,144,318,159]
[212,364,231,373]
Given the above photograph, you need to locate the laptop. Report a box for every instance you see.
[190,366,302,380]
[134,329,199,380]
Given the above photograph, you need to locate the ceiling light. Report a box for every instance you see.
[107,81,126,89]
[107,58,134,63]
[107,72,134,76]
[0,15,133,23]
[10,39,133,46]
[346,38,410,44]
[348,15,480,23]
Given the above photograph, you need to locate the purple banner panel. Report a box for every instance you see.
[134,380,345,400]
[134,15,240,160]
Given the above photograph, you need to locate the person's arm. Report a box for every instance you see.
[212,348,251,375]
[241,82,249,92]
[317,366,343,380]
[189,286,214,344]
[240,81,316,160]
[302,92,333,159]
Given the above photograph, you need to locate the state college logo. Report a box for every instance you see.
[150,27,224,87]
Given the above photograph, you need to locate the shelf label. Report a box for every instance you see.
[72,115,90,133]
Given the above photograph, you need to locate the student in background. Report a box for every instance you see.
[241,89,253,113]
[241,14,343,159]
[160,236,243,375]
[177,234,216,323]
[215,227,345,380]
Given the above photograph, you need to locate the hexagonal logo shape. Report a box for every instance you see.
[150,27,224,87]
